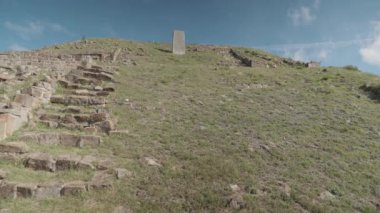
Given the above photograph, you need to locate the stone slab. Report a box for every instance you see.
[172,30,186,55]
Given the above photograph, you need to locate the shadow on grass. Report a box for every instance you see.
[360,84,380,102]
[156,48,171,53]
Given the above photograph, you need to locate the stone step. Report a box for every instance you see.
[0,142,30,154]
[0,171,113,200]
[38,112,113,133]
[21,132,101,147]
[39,112,108,124]
[57,80,93,90]
[71,89,110,97]
[77,65,115,75]
[81,71,115,82]
[50,95,106,106]
[24,153,111,172]
[57,80,115,93]
[65,74,102,86]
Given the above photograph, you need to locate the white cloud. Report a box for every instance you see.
[8,43,28,51]
[292,48,306,61]
[318,49,328,60]
[313,0,321,9]
[288,0,321,26]
[360,22,380,67]
[288,6,316,26]
[4,21,69,40]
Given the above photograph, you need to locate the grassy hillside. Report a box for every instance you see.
[1,39,380,212]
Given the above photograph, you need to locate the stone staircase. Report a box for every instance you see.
[0,64,124,200]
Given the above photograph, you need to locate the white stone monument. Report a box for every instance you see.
[172,30,186,55]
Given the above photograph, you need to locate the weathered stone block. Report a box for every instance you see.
[88,171,113,190]
[25,153,56,172]
[21,86,47,99]
[0,169,7,179]
[59,134,81,147]
[172,30,186,55]
[77,155,96,170]
[79,135,101,146]
[14,94,37,108]
[35,183,62,199]
[94,120,114,133]
[21,133,60,145]
[0,118,7,140]
[111,48,121,63]
[16,184,37,198]
[55,154,81,170]
[61,181,87,196]
[0,182,16,199]
[0,142,30,154]
[114,168,131,179]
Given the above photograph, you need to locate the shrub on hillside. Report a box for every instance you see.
[360,83,380,101]
[343,65,360,71]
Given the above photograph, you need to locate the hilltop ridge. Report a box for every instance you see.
[0,38,379,212]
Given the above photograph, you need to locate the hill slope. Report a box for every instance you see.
[0,38,380,212]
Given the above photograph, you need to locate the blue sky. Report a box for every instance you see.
[1,0,380,74]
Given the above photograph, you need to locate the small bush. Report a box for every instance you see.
[360,83,380,101]
[343,65,360,71]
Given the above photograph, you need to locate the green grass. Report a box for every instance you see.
[0,39,380,212]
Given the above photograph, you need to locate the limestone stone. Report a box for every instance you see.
[66,74,102,86]
[55,154,81,170]
[39,113,61,122]
[77,155,96,170]
[319,191,335,200]
[79,135,101,146]
[0,169,7,179]
[35,183,62,199]
[13,94,36,108]
[0,73,15,81]
[50,95,106,106]
[0,182,16,199]
[0,113,25,138]
[109,130,129,136]
[21,133,60,145]
[82,56,94,69]
[40,120,59,128]
[94,120,114,133]
[144,157,162,167]
[172,30,186,55]
[84,127,98,134]
[114,168,131,179]
[60,106,81,114]
[61,181,87,196]
[83,72,114,82]
[88,171,113,190]
[59,134,81,147]
[0,119,6,140]
[61,114,77,124]
[73,89,91,96]
[25,153,56,172]
[112,48,121,63]
[0,142,30,154]
[16,184,37,198]
[21,86,47,99]
[94,86,103,91]
[95,159,114,170]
